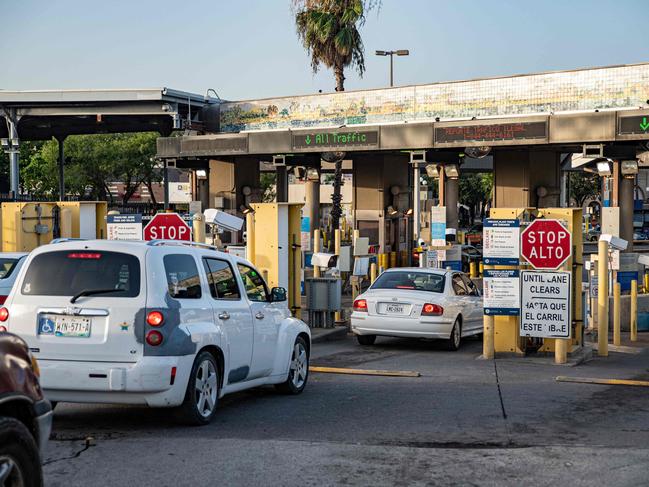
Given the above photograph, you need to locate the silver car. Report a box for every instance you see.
[0,253,28,305]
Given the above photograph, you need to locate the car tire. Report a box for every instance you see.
[176,351,220,426]
[447,318,462,351]
[357,334,377,346]
[0,417,43,487]
[275,336,309,395]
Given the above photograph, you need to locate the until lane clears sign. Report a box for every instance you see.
[520,270,571,338]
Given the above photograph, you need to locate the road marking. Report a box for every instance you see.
[310,366,421,377]
[556,376,649,387]
[587,343,643,354]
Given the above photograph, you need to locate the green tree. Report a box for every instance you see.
[569,171,600,207]
[459,173,493,224]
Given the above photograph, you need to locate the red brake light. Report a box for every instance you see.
[0,307,9,322]
[170,366,177,385]
[67,253,102,259]
[422,303,444,316]
[353,299,368,312]
[146,311,164,326]
[146,330,163,346]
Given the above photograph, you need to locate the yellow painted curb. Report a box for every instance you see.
[310,366,421,378]
[556,376,649,387]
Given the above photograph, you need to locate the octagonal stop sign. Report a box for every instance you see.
[143,213,192,241]
[520,219,572,269]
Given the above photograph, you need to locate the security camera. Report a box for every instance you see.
[311,253,338,268]
[599,234,628,251]
[203,209,244,232]
[638,254,649,266]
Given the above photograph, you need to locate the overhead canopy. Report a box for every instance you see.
[0,88,219,140]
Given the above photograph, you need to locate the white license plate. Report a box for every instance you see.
[385,304,405,314]
[39,315,92,338]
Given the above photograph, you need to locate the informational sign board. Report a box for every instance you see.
[143,213,192,241]
[435,121,547,145]
[483,219,520,265]
[107,214,142,241]
[590,275,598,298]
[425,249,445,268]
[442,244,462,271]
[169,182,192,203]
[292,129,379,150]
[353,257,370,276]
[483,269,520,316]
[430,206,446,246]
[520,270,572,338]
[520,219,571,270]
[618,114,649,136]
[300,217,311,252]
[610,249,620,271]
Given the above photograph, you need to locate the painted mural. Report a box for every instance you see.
[219,63,649,133]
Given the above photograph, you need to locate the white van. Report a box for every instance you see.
[2,240,311,425]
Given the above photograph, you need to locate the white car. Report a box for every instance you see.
[0,252,28,304]
[351,268,483,350]
[1,240,310,425]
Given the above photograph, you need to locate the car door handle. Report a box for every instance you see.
[218,312,230,320]
[255,312,264,320]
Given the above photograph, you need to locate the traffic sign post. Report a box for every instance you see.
[520,219,572,270]
[143,213,192,241]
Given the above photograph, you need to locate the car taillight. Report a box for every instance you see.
[422,303,444,316]
[0,307,9,322]
[170,366,177,385]
[146,311,164,326]
[146,330,163,346]
[353,299,368,312]
[67,252,102,259]
[0,296,7,305]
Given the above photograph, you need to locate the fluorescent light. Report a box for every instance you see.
[596,161,612,176]
[621,160,638,177]
[425,164,440,178]
[444,164,460,178]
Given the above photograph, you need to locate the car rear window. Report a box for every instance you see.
[0,258,20,279]
[372,271,445,293]
[21,251,140,297]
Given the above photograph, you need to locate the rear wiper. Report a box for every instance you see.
[70,288,125,303]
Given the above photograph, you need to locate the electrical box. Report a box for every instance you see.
[57,201,108,239]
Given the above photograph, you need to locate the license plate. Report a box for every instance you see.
[39,315,92,338]
[385,304,405,314]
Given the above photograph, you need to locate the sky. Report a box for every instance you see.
[1,0,648,101]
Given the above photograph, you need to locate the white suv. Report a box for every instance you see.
[2,239,311,425]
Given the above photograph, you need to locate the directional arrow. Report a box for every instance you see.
[305,134,312,145]
[640,117,649,131]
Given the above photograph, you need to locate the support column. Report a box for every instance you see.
[276,165,288,203]
[56,136,66,201]
[163,159,170,210]
[304,173,320,237]
[198,168,210,212]
[438,169,445,206]
[445,176,459,238]
[619,173,634,252]
[412,163,421,243]
[7,109,19,198]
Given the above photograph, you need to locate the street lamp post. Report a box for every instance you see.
[375,49,409,87]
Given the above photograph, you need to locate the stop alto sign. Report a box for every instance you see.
[143,213,192,241]
[520,219,572,270]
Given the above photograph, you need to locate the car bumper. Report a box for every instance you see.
[33,399,52,451]
[351,313,454,339]
[39,355,194,407]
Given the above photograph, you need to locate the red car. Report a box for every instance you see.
[0,333,52,487]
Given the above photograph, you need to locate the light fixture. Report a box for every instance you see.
[425,164,440,178]
[444,164,460,179]
[293,166,306,179]
[596,160,612,176]
[621,160,639,178]
[239,205,254,215]
[464,146,491,159]
[386,205,398,216]
[306,167,320,181]
[405,208,413,216]
[195,169,207,178]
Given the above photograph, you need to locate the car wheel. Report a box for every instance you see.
[176,351,220,426]
[447,318,462,351]
[0,417,43,487]
[357,334,377,346]
[276,336,309,395]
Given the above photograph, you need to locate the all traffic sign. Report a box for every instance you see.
[520,219,571,270]
[143,213,192,241]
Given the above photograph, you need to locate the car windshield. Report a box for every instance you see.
[0,258,20,279]
[371,271,445,293]
[21,250,140,298]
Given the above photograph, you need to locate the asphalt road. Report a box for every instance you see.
[42,335,649,486]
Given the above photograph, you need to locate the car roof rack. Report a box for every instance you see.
[50,238,88,244]
[146,239,219,252]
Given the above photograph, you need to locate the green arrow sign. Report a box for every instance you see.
[305,135,312,145]
[640,117,649,131]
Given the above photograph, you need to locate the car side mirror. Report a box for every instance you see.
[270,287,287,302]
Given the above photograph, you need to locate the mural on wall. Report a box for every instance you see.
[219,63,649,133]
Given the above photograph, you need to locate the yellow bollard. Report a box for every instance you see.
[470,261,478,278]
[370,262,378,283]
[631,279,638,342]
[644,273,648,294]
[390,251,397,268]
[597,240,609,356]
[334,229,342,323]
[483,314,494,359]
[479,261,484,277]
[555,338,567,364]
[192,213,206,244]
[245,212,255,265]
[313,229,321,278]
[613,282,621,346]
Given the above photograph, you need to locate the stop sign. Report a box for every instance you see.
[521,219,572,269]
[143,213,192,241]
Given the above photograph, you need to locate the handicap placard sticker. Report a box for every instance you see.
[38,317,55,335]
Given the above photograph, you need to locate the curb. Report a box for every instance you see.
[311,326,349,344]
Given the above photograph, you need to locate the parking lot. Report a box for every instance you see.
[42,334,649,486]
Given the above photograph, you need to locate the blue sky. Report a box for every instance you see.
[1,0,647,100]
